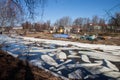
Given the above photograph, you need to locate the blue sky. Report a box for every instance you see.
[36,0,120,24]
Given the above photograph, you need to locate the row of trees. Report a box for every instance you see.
[54,16,106,27]
[54,13,120,33]
[21,12,120,33]
[22,20,50,32]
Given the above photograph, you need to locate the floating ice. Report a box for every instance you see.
[57,65,66,71]
[102,59,119,71]
[56,51,67,60]
[79,51,120,62]
[68,69,82,79]
[68,55,80,58]
[56,59,72,67]
[84,66,113,74]
[81,55,91,63]
[67,62,102,69]
[41,55,58,67]
[103,71,120,78]
[68,50,77,55]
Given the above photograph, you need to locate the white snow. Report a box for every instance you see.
[29,47,80,53]
[22,37,120,50]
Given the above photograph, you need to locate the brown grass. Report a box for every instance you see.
[0,50,61,80]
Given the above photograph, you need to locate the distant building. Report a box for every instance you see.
[71,26,82,33]
[64,26,72,34]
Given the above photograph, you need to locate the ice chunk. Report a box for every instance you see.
[67,62,102,69]
[103,71,120,78]
[79,51,120,62]
[48,52,55,56]
[84,66,113,74]
[68,69,82,79]
[69,50,77,55]
[117,78,120,80]
[30,59,44,66]
[57,65,66,71]
[81,55,91,63]
[102,59,119,71]
[49,67,57,71]
[41,55,58,67]
[68,55,80,58]
[56,51,67,60]
[56,59,72,67]
[7,51,18,57]
[57,71,62,75]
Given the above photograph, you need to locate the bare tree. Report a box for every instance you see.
[6,0,47,18]
[0,0,47,28]
[108,12,120,32]
[73,17,83,27]
[92,15,99,25]
[98,18,106,32]
[54,16,72,27]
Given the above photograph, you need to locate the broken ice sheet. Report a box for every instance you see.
[56,51,67,60]
[68,69,95,80]
[84,66,113,74]
[102,59,119,71]
[81,55,91,63]
[41,55,58,67]
[103,71,120,79]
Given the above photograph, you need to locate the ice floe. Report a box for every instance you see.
[56,51,67,60]
[103,71,120,78]
[67,62,102,69]
[102,59,119,71]
[84,66,113,74]
[79,51,120,62]
[41,55,58,67]
[68,55,80,58]
[81,55,91,63]
[68,69,83,79]
[68,50,78,55]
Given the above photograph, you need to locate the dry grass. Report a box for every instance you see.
[0,50,61,80]
[25,32,120,46]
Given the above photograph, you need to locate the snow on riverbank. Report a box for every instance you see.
[22,37,120,51]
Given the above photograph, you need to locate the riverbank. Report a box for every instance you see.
[24,32,120,46]
[0,50,61,80]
